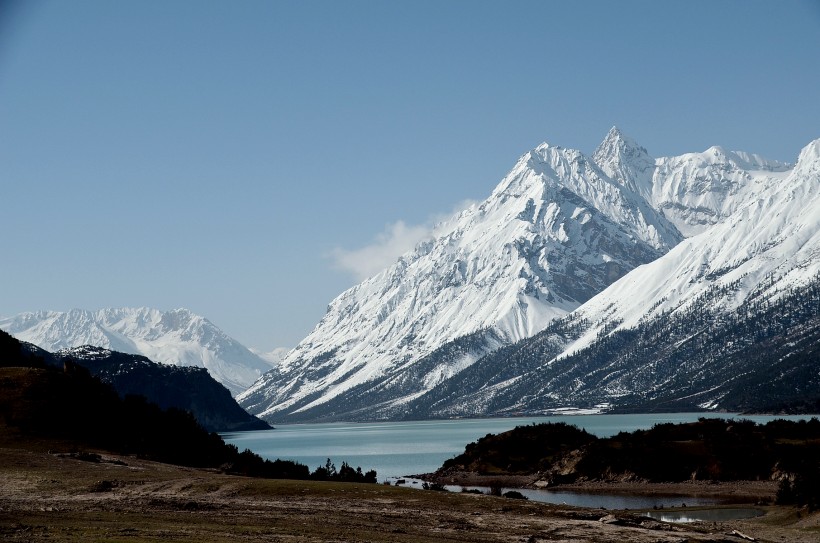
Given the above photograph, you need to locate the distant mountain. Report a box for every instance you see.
[56,345,270,432]
[0,307,273,396]
[1,328,268,432]
[241,129,818,423]
[250,347,290,366]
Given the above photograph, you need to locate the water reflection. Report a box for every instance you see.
[388,478,723,510]
[645,508,764,523]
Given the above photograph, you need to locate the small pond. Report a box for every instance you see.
[390,478,724,510]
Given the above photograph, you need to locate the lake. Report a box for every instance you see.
[223,413,813,509]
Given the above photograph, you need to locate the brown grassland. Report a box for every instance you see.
[1,429,819,543]
[1,358,818,542]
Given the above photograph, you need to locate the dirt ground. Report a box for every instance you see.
[1,443,818,543]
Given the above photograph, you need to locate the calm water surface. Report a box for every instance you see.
[223,413,812,508]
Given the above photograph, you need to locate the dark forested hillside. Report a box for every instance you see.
[3,331,269,432]
[0,330,376,483]
[58,347,270,432]
[437,418,820,508]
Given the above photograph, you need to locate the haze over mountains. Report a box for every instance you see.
[4,128,818,424]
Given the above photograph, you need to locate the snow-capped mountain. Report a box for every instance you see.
[566,137,817,355]
[593,127,792,237]
[390,137,820,418]
[0,307,274,396]
[239,128,686,421]
[250,347,290,367]
[242,129,818,423]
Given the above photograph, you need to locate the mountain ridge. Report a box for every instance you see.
[56,345,271,432]
[0,307,274,396]
[241,130,818,423]
[239,128,688,420]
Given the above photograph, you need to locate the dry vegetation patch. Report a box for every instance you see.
[1,441,818,543]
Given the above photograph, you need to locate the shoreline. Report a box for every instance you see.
[420,470,778,502]
[2,444,818,543]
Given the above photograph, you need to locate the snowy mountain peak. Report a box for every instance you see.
[598,126,643,154]
[795,137,820,174]
[235,132,819,423]
[649,143,795,237]
[239,131,685,421]
[0,307,275,396]
[559,135,820,362]
[592,126,655,199]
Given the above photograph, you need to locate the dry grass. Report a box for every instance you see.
[1,435,819,543]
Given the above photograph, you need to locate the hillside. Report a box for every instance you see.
[0,329,374,483]
[0,364,238,468]
[57,346,270,432]
[434,419,820,508]
[2,328,270,432]
[403,273,820,417]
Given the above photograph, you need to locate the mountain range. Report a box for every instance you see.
[0,308,274,396]
[1,328,268,432]
[4,128,817,424]
[238,128,818,422]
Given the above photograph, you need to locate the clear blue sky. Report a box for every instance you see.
[2,0,819,350]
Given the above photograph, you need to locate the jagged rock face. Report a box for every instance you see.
[243,131,818,423]
[240,129,684,422]
[650,146,792,237]
[592,126,656,200]
[593,127,793,238]
[403,138,820,418]
[0,308,273,396]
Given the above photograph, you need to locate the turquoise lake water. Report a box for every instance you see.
[223,412,813,483]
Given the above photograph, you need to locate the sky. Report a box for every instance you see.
[1,0,819,351]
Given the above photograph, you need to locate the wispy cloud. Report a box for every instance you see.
[329,200,477,282]
[329,221,433,281]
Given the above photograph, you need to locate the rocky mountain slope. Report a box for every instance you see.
[242,129,817,423]
[0,307,273,396]
[400,137,820,418]
[239,128,684,421]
